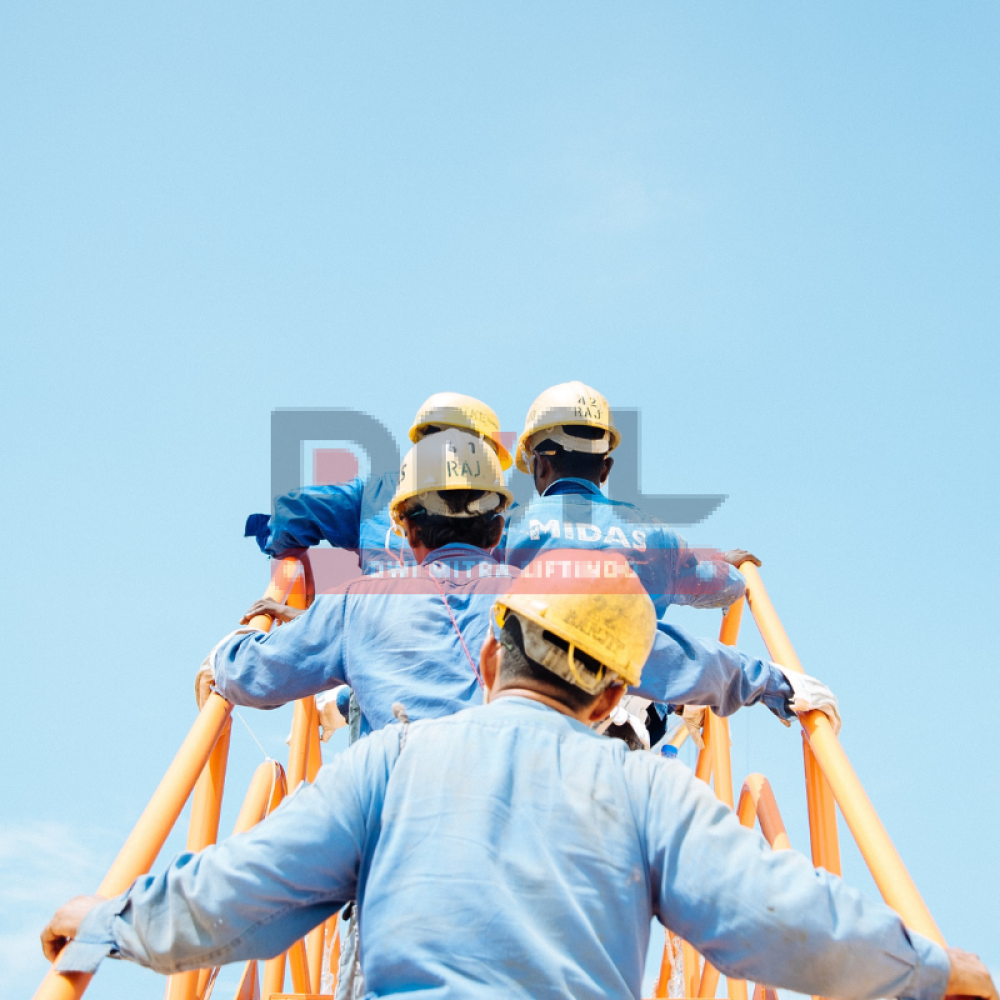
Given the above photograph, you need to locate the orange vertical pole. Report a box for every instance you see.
[260,953,287,999]
[305,721,324,993]
[653,936,673,998]
[694,741,713,784]
[287,938,312,993]
[33,693,234,1000]
[802,733,841,875]
[258,556,315,998]
[740,562,944,945]
[260,765,291,999]
[328,917,342,995]
[165,717,233,1000]
[715,600,746,1000]
[683,941,701,998]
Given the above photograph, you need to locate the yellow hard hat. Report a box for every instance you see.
[492,549,656,692]
[390,427,514,531]
[515,381,621,474]
[410,392,513,471]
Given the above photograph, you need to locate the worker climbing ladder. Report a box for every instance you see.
[32,557,945,1000]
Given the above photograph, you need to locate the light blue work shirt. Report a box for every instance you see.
[212,545,794,734]
[265,473,415,575]
[59,698,949,1000]
[506,478,746,616]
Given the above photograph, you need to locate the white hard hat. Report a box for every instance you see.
[390,428,513,531]
[515,381,621,474]
[410,392,512,471]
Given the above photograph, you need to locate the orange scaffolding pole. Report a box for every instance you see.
[165,717,233,1000]
[33,693,234,1000]
[739,562,944,945]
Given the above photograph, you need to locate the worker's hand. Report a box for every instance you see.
[318,699,348,742]
[723,549,761,568]
[195,664,214,710]
[240,599,304,625]
[41,895,104,963]
[777,668,842,735]
[680,705,707,750]
[946,947,998,1000]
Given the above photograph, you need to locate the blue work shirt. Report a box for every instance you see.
[263,473,414,575]
[212,545,794,733]
[59,698,949,1000]
[506,478,746,616]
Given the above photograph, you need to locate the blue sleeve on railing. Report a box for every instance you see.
[631,621,794,720]
[634,754,951,1000]
[56,730,400,976]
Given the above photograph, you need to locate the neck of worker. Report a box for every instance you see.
[540,476,602,498]
[487,685,590,721]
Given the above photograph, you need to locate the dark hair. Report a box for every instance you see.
[534,424,607,480]
[497,615,599,713]
[405,489,504,550]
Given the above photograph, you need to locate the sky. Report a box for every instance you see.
[2,2,998,997]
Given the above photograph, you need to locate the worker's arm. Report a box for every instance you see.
[48,731,398,975]
[630,621,795,720]
[211,594,350,709]
[668,532,749,611]
[641,758,951,1000]
[252,479,367,557]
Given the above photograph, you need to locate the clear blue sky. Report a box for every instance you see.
[2,3,997,997]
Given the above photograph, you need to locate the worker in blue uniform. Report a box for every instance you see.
[507,380,753,616]
[44,567,993,1000]
[199,431,840,740]
[245,392,513,575]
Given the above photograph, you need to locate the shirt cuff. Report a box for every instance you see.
[900,931,950,1000]
[763,664,796,720]
[54,892,129,974]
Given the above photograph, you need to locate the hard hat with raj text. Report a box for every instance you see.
[390,428,514,532]
[492,549,656,692]
[410,392,513,471]
[515,381,621,474]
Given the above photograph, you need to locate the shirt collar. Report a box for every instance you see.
[541,477,603,498]
[420,543,499,568]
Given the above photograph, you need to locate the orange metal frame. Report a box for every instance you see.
[33,556,333,1000]
[652,565,943,1000]
[35,561,943,1000]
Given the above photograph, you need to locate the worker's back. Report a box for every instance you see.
[359,696,656,998]
[213,544,515,734]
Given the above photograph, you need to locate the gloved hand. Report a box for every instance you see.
[775,667,842,734]
[680,705,707,750]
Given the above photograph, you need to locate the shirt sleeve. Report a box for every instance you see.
[670,535,746,610]
[637,758,950,1000]
[213,595,350,709]
[629,622,794,720]
[265,479,367,556]
[56,731,400,976]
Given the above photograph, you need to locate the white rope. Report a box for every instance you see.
[235,710,271,762]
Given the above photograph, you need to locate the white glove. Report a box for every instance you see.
[680,705,707,750]
[609,701,651,751]
[776,666,841,735]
